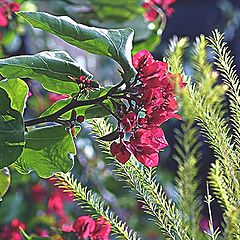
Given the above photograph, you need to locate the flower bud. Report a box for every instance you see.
[77,115,85,123]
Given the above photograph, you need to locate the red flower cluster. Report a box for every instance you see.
[62,215,111,240]
[142,0,176,21]
[30,184,46,203]
[110,50,185,167]
[0,0,20,27]
[0,219,25,240]
[30,180,74,226]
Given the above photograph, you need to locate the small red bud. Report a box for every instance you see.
[79,76,87,83]
[77,115,85,123]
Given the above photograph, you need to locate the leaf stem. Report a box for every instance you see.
[24,94,108,127]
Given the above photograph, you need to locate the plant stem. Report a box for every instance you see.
[24,94,108,127]
[24,76,129,127]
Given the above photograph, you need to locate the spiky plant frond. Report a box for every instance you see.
[166,35,189,75]
[209,161,234,211]
[174,123,204,239]
[89,118,190,240]
[187,34,240,212]
[191,35,225,108]
[207,30,240,152]
[204,183,221,240]
[119,161,190,240]
[224,207,240,240]
[54,172,140,240]
[187,86,239,208]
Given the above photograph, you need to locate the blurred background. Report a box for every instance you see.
[0,0,240,239]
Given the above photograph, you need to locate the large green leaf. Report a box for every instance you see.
[0,88,25,168]
[0,78,28,114]
[0,167,10,200]
[18,11,136,80]
[0,50,92,94]
[15,125,79,178]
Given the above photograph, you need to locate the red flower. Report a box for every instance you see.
[131,127,168,151]
[0,219,25,240]
[110,141,131,164]
[10,219,25,231]
[121,112,137,132]
[132,49,154,71]
[61,223,74,233]
[73,216,96,239]
[128,127,168,166]
[34,227,49,237]
[92,217,111,240]
[30,184,46,203]
[143,3,159,22]
[0,12,8,27]
[142,0,176,22]
[147,110,181,126]
[8,2,20,12]
[47,184,71,225]
[0,1,20,27]
[47,190,70,225]
[139,87,165,114]
[110,50,184,167]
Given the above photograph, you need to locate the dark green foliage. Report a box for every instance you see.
[17,11,136,80]
[0,88,25,168]
[0,51,91,94]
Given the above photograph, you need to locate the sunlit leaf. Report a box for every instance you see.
[0,78,28,114]
[15,126,79,178]
[0,167,10,200]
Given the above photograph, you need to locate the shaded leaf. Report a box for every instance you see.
[84,100,114,118]
[0,88,25,168]
[86,0,142,23]
[18,11,136,79]
[15,126,79,178]
[0,50,92,94]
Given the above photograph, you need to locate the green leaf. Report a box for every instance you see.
[41,98,90,120]
[0,78,28,114]
[15,125,79,178]
[85,100,114,118]
[0,50,92,94]
[0,167,10,200]
[133,31,161,55]
[0,88,25,168]
[18,11,136,80]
